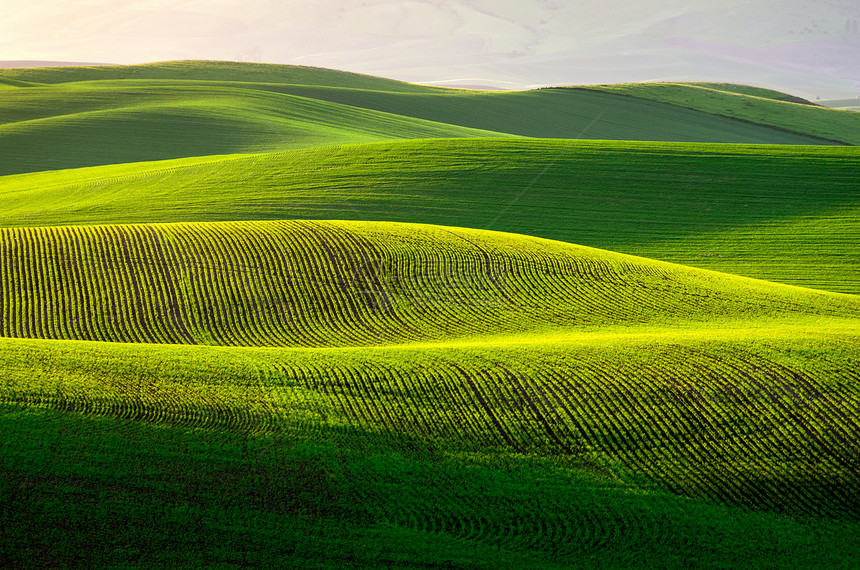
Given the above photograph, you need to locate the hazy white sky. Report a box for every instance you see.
[2,0,859,96]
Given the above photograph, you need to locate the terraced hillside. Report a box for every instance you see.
[2,138,857,294]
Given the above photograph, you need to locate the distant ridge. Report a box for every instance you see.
[1,60,843,181]
[0,60,438,91]
[426,82,508,91]
[0,61,113,68]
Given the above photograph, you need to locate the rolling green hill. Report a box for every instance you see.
[0,60,445,92]
[0,220,855,347]
[0,83,504,176]
[6,340,860,570]
[238,81,834,144]
[2,60,859,569]
[1,219,859,568]
[2,138,856,294]
[584,82,860,145]
[684,83,812,101]
[0,61,850,176]
[1,61,852,147]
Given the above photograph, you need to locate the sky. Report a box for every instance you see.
[2,0,859,98]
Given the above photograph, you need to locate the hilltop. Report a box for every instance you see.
[0,219,855,347]
[0,61,853,176]
[0,60,441,91]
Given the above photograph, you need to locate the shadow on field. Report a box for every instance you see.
[3,403,860,569]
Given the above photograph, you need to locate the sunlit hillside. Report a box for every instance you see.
[1,61,858,569]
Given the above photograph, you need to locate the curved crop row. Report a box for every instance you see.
[0,220,856,347]
[1,329,858,521]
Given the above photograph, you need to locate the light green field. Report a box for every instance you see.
[820,99,860,112]
[0,60,447,91]
[3,322,860,567]
[236,81,832,144]
[684,83,810,100]
[2,138,856,294]
[0,83,504,175]
[1,60,859,569]
[1,220,856,347]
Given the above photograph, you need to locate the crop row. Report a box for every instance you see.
[296,342,860,518]
[0,220,855,347]
[1,331,858,519]
[9,398,844,569]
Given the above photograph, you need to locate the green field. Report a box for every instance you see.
[820,99,860,112]
[2,139,857,293]
[0,82,505,176]
[4,322,860,568]
[0,61,848,176]
[1,220,856,346]
[583,82,860,145]
[1,61,858,569]
[2,220,859,568]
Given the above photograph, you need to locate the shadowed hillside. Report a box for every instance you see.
[584,82,860,145]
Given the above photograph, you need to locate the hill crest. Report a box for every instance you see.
[0,219,855,348]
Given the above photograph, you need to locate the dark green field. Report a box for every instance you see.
[1,61,858,569]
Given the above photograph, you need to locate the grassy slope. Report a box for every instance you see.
[4,412,857,570]
[820,99,860,112]
[686,83,814,102]
[0,218,858,566]
[0,219,855,348]
[0,61,846,176]
[0,60,446,92]
[2,61,859,568]
[234,81,832,144]
[2,323,859,568]
[1,60,848,145]
[686,84,789,98]
[0,83,504,176]
[2,138,856,294]
[583,82,860,145]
